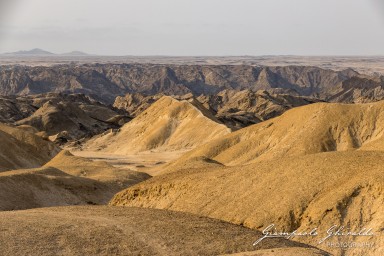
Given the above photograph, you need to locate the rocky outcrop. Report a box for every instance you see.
[0,93,129,144]
[114,90,321,129]
[329,76,384,103]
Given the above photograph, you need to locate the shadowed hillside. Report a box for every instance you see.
[0,123,59,171]
[45,150,150,187]
[0,150,150,211]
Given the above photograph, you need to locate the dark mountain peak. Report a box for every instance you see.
[5,48,54,56]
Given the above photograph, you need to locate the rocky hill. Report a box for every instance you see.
[0,96,38,123]
[0,93,129,144]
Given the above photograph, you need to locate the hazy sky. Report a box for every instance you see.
[0,0,383,55]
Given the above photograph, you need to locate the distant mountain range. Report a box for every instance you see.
[1,63,383,105]
[2,48,90,56]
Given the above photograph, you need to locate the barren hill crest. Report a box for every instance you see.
[84,96,231,154]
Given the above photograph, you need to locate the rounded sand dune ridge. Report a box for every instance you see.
[84,96,231,154]
[165,100,384,168]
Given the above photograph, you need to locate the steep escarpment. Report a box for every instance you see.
[0,64,361,103]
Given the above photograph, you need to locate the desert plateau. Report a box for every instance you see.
[1,0,383,255]
[0,58,382,255]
